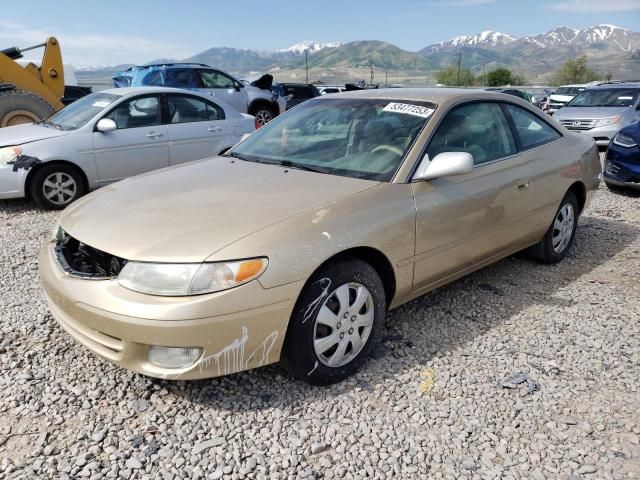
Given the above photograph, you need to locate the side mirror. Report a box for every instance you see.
[413,152,474,181]
[234,82,242,92]
[96,118,117,133]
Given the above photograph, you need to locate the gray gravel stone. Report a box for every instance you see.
[1,180,639,478]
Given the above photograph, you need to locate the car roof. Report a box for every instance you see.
[98,86,220,97]
[126,63,210,70]
[326,87,518,104]
[589,82,640,89]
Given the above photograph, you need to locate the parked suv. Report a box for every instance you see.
[112,63,281,125]
[271,83,320,110]
[553,82,640,148]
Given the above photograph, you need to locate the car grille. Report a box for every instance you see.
[55,231,127,279]
[559,119,597,131]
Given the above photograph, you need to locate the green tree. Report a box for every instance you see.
[434,65,476,86]
[552,56,599,85]
[486,68,512,86]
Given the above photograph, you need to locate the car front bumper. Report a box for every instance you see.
[603,157,640,190]
[39,243,302,380]
[0,164,27,200]
[562,125,622,147]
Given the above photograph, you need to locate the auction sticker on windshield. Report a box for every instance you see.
[383,103,434,118]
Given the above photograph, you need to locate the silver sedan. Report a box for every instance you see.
[0,87,256,209]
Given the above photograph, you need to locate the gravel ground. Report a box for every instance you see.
[1,184,639,480]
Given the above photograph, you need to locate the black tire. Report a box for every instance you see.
[282,257,386,386]
[0,90,55,127]
[526,191,579,264]
[250,104,275,126]
[605,182,625,193]
[29,163,86,210]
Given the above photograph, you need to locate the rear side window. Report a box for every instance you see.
[164,69,199,88]
[167,94,225,123]
[427,102,516,165]
[504,104,561,150]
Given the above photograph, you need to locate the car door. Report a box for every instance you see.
[198,69,248,113]
[166,93,228,165]
[411,101,533,290]
[92,94,169,183]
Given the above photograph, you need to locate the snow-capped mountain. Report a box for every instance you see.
[521,25,636,51]
[280,41,343,55]
[423,31,517,53]
[423,24,639,54]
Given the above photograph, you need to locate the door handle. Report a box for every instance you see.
[146,132,163,139]
[517,179,530,190]
[208,126,223,133]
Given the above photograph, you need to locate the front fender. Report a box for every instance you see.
[208,183,417,302]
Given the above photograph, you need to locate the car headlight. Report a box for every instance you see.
[0,146,21,165]
[117,258,268,296]
[612,132,637,148]
[594,115,623,128]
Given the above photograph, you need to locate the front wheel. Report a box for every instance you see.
[526,191,579,264]
[251,106,275,126]
[282,257,386,385]
[29,164,86,210]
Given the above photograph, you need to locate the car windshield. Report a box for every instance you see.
[567,88,639,107]
[229,98,435,181]
[44,92,120,131]
[555,87,585,96]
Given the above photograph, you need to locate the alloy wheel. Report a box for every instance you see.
[552,203,575,254]
[313,282,375,368]
[42,172,77,206]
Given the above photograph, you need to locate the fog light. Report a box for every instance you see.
[148,346,202,369]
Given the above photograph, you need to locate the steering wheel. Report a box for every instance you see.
[371,144,403,156]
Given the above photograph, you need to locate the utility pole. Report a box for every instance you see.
[385,67,388,86]
[481,62,486,86]
[456,50,462,86]
[305,49,309,84]
[369,57,374,85]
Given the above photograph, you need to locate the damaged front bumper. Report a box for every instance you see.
[39,242,303,380]
[0,163,28,199]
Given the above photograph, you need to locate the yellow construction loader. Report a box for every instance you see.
[0,37,66,127]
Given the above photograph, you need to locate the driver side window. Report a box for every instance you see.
[104,96,161,129]
[199,70,236,89]
[427,102,516,165]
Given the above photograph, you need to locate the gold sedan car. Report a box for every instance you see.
[39,89,601,385]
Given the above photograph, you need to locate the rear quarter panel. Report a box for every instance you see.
[527,131,599,239]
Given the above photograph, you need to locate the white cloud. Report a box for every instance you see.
[0,21,192,66]
[549,0,640,12]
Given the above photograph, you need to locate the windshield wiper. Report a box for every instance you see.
[269,159,326,174]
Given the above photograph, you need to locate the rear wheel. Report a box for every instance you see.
[526,191,578,264]
[29,163,86,210]
[0,90,55,127]
[282,257,386,385]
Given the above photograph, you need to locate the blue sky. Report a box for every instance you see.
[2,0,639,65]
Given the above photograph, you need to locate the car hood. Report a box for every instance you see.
[554,106,629,119]
[0,123,68,147]
[60,157,379,262]
[550,94,574,102]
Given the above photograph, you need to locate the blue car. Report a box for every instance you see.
[604,121,640,191]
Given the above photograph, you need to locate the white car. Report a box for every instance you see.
[0,87,256,209]
[547,84,588,114]
[318,86,346,95]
